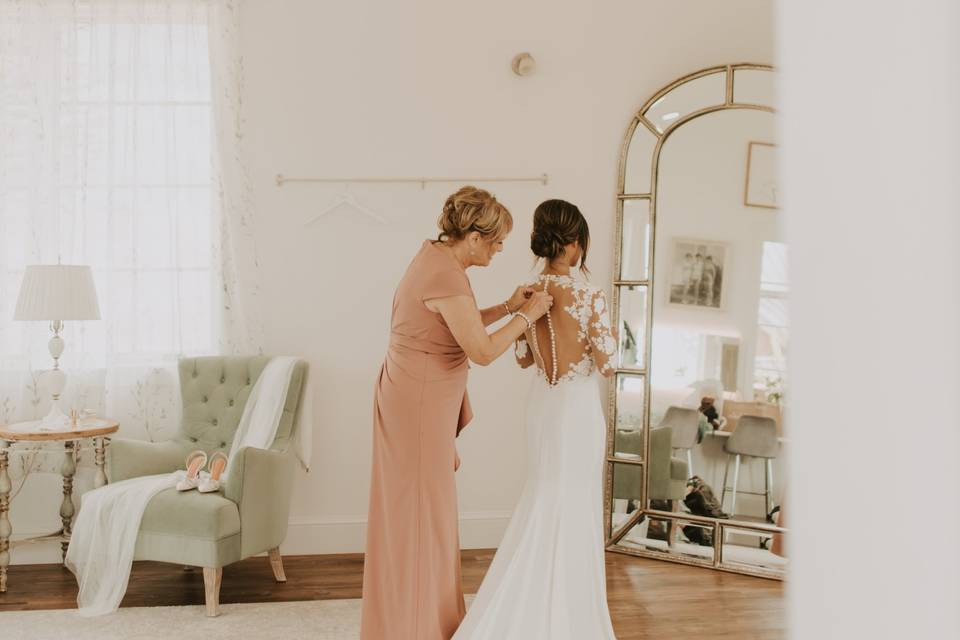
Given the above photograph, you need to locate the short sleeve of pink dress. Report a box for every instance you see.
[361,240,476,640]
[420,267,472,302]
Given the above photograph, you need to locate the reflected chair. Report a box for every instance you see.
[720,415,779,518]
[658,406,700,477]
[613,429,643,514]
[648,426,690,545]
[107,356,308,616]
[648,426,690,502]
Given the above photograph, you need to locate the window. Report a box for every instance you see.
[0,4,218,367]
[754,241,788,401]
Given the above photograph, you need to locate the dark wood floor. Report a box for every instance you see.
[0,550,785,638]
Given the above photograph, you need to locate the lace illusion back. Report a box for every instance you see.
[516,274,617,385]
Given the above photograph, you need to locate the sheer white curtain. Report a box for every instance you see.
[0,1,259,475]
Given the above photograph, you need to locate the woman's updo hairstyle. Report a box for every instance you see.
[530,199,590,273]
[437,186,513,243]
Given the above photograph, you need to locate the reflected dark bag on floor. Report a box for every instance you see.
[647,500,672,541]
[684,476,728,519]
[681,477,726,547]
[682,524,713,546]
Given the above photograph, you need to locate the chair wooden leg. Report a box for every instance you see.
[202,567,222,617]
[666,500,678,548]
[268,547,286,583]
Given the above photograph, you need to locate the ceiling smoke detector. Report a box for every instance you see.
[511,52,536,77]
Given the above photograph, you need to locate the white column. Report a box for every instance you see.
[779,2,960,639]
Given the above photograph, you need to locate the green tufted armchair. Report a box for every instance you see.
[107,355,308,616]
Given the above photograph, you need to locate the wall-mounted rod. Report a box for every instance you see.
[275,173,549,188]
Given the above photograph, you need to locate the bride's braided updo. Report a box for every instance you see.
[437,186,513,243]
[530,199,590,273]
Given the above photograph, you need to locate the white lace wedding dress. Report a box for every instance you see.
[453,274,618,640]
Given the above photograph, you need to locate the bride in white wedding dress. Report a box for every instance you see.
[454,200,618,640]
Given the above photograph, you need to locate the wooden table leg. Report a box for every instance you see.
[94,437,108,489]
[60,440,76,563]
[0,440,11,592]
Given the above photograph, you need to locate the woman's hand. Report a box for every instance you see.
[519,290,553,321]
[506,285,535,313]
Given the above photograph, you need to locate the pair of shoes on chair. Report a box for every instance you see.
[176,450,228,493]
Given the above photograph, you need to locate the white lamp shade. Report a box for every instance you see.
[13,265,102,321]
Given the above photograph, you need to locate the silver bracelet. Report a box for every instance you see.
[514,311,533,329]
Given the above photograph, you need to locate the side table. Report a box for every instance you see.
[0,417,119,593]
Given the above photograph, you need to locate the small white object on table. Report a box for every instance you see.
[0,417,119,593]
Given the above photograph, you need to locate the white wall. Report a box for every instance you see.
[781,1,960,638]
[241,0,775,554]
[9,0,775,563]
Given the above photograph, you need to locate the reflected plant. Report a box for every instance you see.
[26,368,42,418]
[0,397,12,424]
[764,375,784,406]
[129,368,173,442]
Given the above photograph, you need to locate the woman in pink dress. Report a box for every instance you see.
[361,186,554,640]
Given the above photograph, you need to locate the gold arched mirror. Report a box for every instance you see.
[604,64,787,579]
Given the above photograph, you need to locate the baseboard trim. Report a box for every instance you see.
[281,511,512,555]
[10,511,512,565]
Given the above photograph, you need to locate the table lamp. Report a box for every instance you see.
[13,265,101,428]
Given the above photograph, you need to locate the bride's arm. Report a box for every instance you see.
[514,334,535,369]
[587,289,619,377]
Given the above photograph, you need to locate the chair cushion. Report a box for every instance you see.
[670,456,688,481]
[725,415,779,458]
[140,488,241,540]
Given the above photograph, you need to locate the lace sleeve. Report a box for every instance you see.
[514,334,535,369]
[587,289,618,376]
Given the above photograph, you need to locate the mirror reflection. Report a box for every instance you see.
[607,66,786,578]
[721,525,787,574]
[614,515,716,565]
[612,374,644,459]
[619,199,651,281]
[623,125,657,193]
[610,461,643,534]
[617,286,648,370]
[733,68,775,107]
[643,72,726,133]
[649,107,786,534]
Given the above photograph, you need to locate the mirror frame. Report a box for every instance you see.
[603,63,786,580]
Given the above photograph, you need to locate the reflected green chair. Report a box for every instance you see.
[107,355,307,616]
[612,427,688,503]
[648,426,689,502]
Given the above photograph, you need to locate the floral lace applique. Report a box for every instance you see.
[522,274,618,385]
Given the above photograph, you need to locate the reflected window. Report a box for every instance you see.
[754,242,788,400]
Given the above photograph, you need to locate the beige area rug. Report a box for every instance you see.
[0,596,476,640]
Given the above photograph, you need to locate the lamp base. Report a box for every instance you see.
[39,402,70,430]
[42,335,69,430]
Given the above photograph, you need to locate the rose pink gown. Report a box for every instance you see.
[361,240,475,640]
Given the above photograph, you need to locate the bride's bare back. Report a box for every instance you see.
[515,274,617,383]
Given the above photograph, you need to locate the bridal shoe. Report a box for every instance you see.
[198,452,228,493]
[176,450,208,491]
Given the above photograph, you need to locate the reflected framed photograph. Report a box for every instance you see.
[667,238,728,310]
[744,141,778,209]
